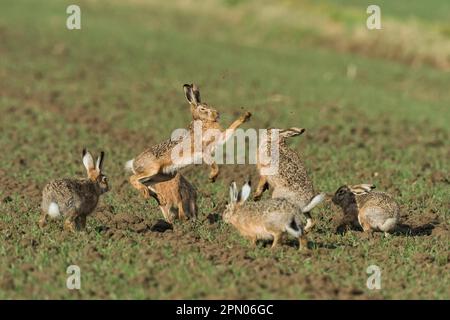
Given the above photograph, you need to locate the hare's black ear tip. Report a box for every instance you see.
[82,148,87,156]
[183,84,191,89]
[371,184,376,189]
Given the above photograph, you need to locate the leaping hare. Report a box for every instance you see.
[254,127,325,232]
[39,149,109,232]
[223,181,308,250]
[126,84,251,199]
[332,184,400,236]
[149,172,197,223]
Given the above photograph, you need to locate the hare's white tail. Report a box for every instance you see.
[302,193,325,213]
[48,202,61,218]
[285,219,303,238]
[124,159,135,174]
[380,217,398,232]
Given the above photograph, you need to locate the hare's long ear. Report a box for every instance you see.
[82,148,95,173]
[350,184,375,195]
[191,84,201,104]
[96,151,105,172]
[184,83,200,106]
[279,127,306,139]
[229,181,238,203]
[362,184,376,191]
[239,180,252,203]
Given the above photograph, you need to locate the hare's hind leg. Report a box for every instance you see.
[271,232,281,249]
[135,165,177,199]
[160,205,173,223]
[298,234,308,250]
[130,162,163,198]
[38,211,48,228]
[63,207,79,232]
[358,211,372,233]
[189,199,198,220]
[285,219,308,250]
[177,201,188,221]
[130,174,152,198]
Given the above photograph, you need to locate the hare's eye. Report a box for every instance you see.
[101,176,107,183]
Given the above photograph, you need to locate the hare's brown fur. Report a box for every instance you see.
[40,150,109,232]
[332,185,400,235]
[255,128,315,207]
[224,183,308,250]
[150,173,197,223]
[254,128,323,232]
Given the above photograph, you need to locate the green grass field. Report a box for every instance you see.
[0,0,448,299]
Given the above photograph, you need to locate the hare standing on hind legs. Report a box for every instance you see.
[223,181,309,250]
[39,149,109,232]
[125,83,251,199]
[332,184,400,237]
[254,127,325,232]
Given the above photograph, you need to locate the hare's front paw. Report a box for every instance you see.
[241,112,252,123]
[209,171,219,183]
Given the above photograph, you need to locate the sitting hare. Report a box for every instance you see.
[126,84,251,198]
[254,127,325,232]
[223,181,308,250]
[39,149,109,232]
[332,184,400,236]
[149,172,197,223]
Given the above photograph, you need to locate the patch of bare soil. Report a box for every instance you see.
[396,210,447,237]
[83,203,368,298]
[0,169,41,202]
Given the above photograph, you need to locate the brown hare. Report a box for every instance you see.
[332,184,400,237]
[149,172,197,223]
[126,83,251,199]
[223,181,308,250]
[254,127,325,232]
[40,149,109,232]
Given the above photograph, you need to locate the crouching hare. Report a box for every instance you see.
[39,149,109,232]
[223,181,308,250]
[332,184,400,237]
[149,172,197,223]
